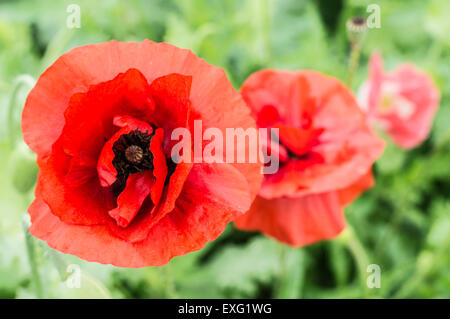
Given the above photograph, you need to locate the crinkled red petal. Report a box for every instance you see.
[108,171,154,228]
[235,192,346,247]
[149,128,167,205]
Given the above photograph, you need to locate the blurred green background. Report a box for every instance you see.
[0,0,449,299]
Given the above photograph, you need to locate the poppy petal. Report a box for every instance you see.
[29,190,244,267]
[36,150,114,225]
[183,163,253,213]
[275,124,323,156]
[149,128,167,205]
[149,73,192,153]
[61,68,155,159]
[29,199,151,267]
[338,169,374,206]
[235,192,346,247]
[108,171,154,228]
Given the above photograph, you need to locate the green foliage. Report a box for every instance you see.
[0,0,448,299]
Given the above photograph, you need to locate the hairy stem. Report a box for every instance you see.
[347,42,361,88]
[342,224,371,298]
[23,219,44,298]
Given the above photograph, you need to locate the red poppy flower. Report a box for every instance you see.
[358,52,440,149]
[234,70,385,247]
[23,40,261,267]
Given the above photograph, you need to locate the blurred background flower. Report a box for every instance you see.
[0,0,449,299]
[358,52,439,149]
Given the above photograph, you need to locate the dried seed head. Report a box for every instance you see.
[347,16,367,44]
[125,145,144,163]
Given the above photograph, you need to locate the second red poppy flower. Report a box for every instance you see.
[235,69,385,246]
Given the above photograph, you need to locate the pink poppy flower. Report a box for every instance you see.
[358,52,439,149]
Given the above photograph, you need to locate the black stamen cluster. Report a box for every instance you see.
[112,129,154,195]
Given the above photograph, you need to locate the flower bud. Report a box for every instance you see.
[9,142,38,194]
[346,16,367,45]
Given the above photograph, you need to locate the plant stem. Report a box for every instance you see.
[161,265,178,298]
[342,224,371,298]
[347,42,361,88]
[261,0,272,65]
[23,219,44,298]
[276,245,306,298]
[47,248,70,281]
[277,243,288,296]
[7,75,35,146]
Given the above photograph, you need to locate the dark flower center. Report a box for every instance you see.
[112,129,154,195]
[125,145,144,163]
